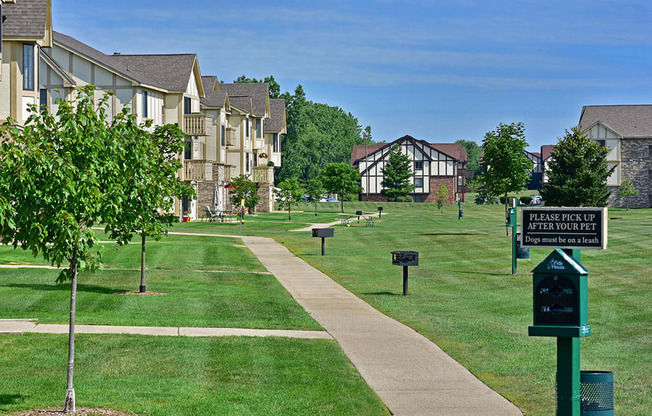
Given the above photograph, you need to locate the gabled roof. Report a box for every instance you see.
[351,136,467,165]
[264,99,286,133]
[2,0,51,43]
[541,145,555,161]
[228,96,252,114]
[53,32,203,95]
[218,83,269,117]
[39,48,76,87]
[200,76,227,109]
[579,105,652,138]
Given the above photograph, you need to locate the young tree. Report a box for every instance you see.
[541,127,615,207]
[619,178,639,210]
[107,123,195,293]
[229,174,260,213]
[321,163,363,213]
[381,145,415,201]
[305,178,324,216]
[0,86,138,413]
[479,122,533,235]
[437,184,449,213]
[275,178,304,220]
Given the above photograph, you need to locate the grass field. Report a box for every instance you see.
[170,200,652,416]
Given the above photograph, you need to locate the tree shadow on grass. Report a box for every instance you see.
[421,232,487,236]
[0,394,25,406]
[363,291,401,296]
[3,282,124,294]
[458,271,512,277]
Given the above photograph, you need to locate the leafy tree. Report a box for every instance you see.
[0,86,138,413]
[321,163,363,213]
[381,145,415,201]
[230,174,260,213]
[305,178,324,216]
[437,184,449,213]
[619,178,639,210]
[541,127,615,207]
[275,178,304,220]
[456,139,482,177]
[107,123,195,293]
[479,122,533,235]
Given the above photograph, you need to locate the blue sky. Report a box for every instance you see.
[53,0,652,151]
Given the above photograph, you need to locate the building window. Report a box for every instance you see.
[414,161,423,170]
[245,118,250,137]
[253,152,258,167]
[23,44,34,90]
[414,178,423,187]
[246,153,250,172]
[184,139,192,160]
[221,125,226,146]
[596,140,606,147]
[142,91,148,118]
[255,119,261,137]
[184,97,192,115]
[39,89,48,111]
[273,133,279,153]
[458,176,462,186]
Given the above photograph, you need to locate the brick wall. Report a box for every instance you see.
[608,138,651,208]
[425,177,456,204]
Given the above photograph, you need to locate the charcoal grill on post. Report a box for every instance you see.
[378,206,383,218]
[312,228,334,256]
[391,251,419,295]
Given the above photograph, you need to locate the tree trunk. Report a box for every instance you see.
[315,202,317,216]
[504,192,510,237]
[140,233,146,293]
[63,248,78,413]
[288,204,291,221]
[340,197,344,213]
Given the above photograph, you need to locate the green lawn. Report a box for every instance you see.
[172,201,651,416]
[0,334,388,416]
[0,235,318,330]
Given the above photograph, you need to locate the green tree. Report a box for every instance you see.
[305,178,324,216]
[541,127,615,207]
[0,86,138,413]
[380,145,415,201]
[234,75,281,99]
[456,139,482,177]
[619,178,639,210]
[275,178,304,220]
[479,122,533,235]
[107,123,195,293]
[321,163,363,213]
[437,184,449,213]
[230,174,260,213]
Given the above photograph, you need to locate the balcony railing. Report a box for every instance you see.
[252,166,274,184]
[184,159,206,181]
[183,114,206,136]
[225,127,236,147]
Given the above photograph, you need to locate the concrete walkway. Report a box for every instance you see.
[242,235,523,416]
[0,319,331,340]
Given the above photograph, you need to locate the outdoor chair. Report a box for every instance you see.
[205,206,221,222]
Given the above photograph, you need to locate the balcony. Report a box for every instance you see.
[252,166,274,184]
[183,114,206,136]
[184,159,206,181]
[225,127,236,147]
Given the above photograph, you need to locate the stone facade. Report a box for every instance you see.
[425,177,456,204]
[608,138,651,208]
[255,182,274,213]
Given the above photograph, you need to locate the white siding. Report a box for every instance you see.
[22,96,36,121]
[72,55,91,85]
[95,66,113,86]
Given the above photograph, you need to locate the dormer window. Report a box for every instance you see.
[23,44,35,90]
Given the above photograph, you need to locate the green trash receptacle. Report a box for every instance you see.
[580,371,614,415]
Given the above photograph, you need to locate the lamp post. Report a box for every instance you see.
[363,131,369,201]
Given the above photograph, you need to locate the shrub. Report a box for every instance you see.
[520,196,533,204]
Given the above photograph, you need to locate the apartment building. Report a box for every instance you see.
[351,135,468,203]
[0,0,52,124]
[579,105,652,208]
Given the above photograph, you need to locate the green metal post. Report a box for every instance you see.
[557,337,581,416]
[458,199,462,220]
[511,208,517,275]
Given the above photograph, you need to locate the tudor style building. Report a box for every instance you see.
[579,105,652,208]
[351,135,468,203]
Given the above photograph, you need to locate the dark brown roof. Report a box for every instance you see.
[228,96,252,113]
[218,83,268,117]
[3,0,49,39]
[200,76,227,109]
[541,145,555,161]
[264,99,286,133]
[429,143,468,162]
[579,105,652,138]
[351,136,468,165]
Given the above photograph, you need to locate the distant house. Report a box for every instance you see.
[540,145,556,185]
[524,150,543,189]
[579,105,652,208]
[351,135,468,203]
